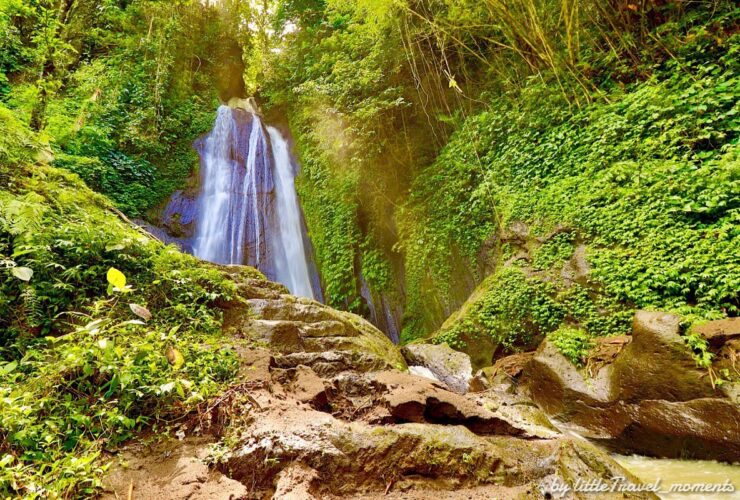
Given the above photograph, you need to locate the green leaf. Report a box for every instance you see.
[11,267,33,281]
[1,361,18,374]
[104,374,119,398]
[106,267,126,290]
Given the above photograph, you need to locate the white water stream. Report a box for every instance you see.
[267,125,315,299]
[615,455,740,500]
[192,105,316,299]
[192,106,245,264]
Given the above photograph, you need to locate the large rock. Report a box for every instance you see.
[371,371,557,438]
[690,317,740,350]
[220,394,652,499]
[160,189,198,238]
[606,398,740,461]
[401,343,473,393]
[220,273,407,373]
[527,339,617,417]
[612,311,716,402]
[525,311,739,460]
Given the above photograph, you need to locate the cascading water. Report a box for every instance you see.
[191,105,321,300]
[267,126,316,299]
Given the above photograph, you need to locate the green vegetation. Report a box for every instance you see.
[0,2,263,494]
[0,110,245,497]
[548,326,594,367]
[255,0,738,360]
[6,1,735,360]
[1,0,256,216]
[434,268,565,351]
[402,41,739,349]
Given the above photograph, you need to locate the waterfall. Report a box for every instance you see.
[191,105,320,300]
[267,126,316,299]
[192,106,242,264]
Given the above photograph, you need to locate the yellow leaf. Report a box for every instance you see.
[107,267,126,290]
[166,346,185,371]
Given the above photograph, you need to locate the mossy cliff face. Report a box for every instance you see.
[408,40,738,344]
[262,7,739,349]
[428,225,633,369]
[414,36,739,360]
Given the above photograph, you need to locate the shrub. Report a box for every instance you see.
[548,326,593,367]
[0,164,240,498]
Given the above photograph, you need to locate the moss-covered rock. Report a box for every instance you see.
[612,311,717,402]
[401,343,473,393]
[222,290,407,372]
[525,310,739,461]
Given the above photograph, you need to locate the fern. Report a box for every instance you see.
[21,287,44,329]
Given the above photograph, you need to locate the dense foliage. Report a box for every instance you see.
[1,0,254,216]
[262,0,420,312]
[258,0,739,356]
[406,35,739,349]
[0,115,243,496]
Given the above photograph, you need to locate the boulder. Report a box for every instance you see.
[221,394,651,499]
[273,463,319,500]
[273,350,398,377]
[235,346,272,386]
[560,243,590,285]
[401,343,473,393]
[468,369,491,392]
[490,352,533,380]
[220,279,407,373]
[373,370,555,438]
[526,339,617,417]
[612,311,716,402]
[584,335,630,376]
[525,310,738,460]
[408,365,443,383]
[690,317,740,350]
[607,398,740,462]
[103,267,657,499]
[479,351,535,392]
[286,365,329,408]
